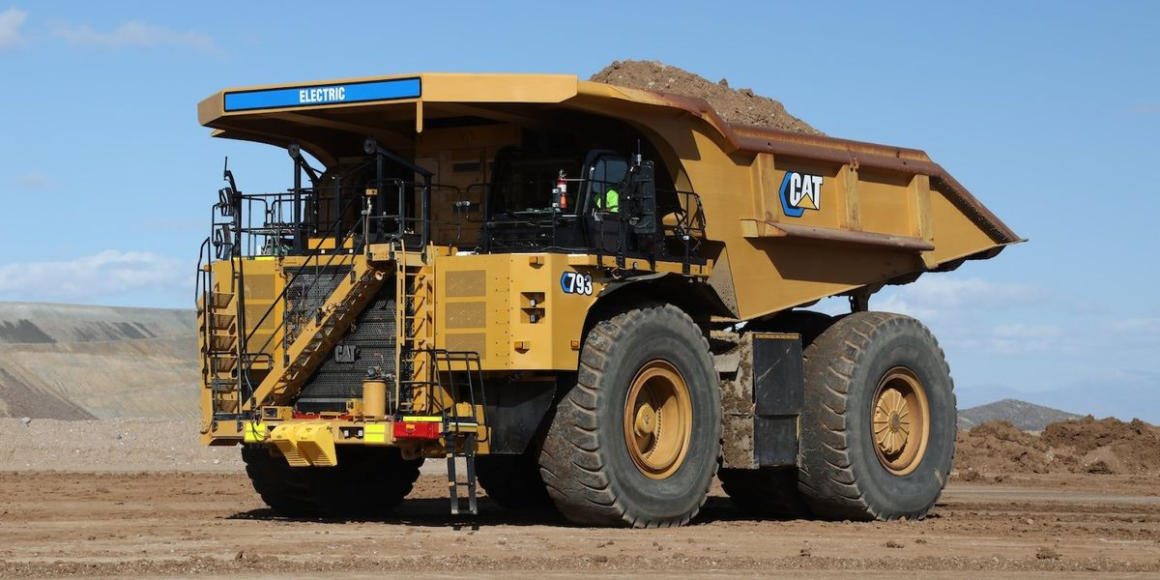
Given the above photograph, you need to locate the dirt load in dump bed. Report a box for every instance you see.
[954,416,1160,480]
[590,60,823,135]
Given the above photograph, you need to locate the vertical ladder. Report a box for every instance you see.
[392,242,433,414]
[393,242,413,412]
[445,430,478,516]
[441,352,486,516]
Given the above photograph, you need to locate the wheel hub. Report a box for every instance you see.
[623,360,692,480]
[634,404,657,436]
[871,367,931,476]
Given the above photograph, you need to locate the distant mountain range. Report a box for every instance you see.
[957,398,1081,432]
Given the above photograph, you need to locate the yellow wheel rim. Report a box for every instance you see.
[871,367,931,476]
[623,360,693,480]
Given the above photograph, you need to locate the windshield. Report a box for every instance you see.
[489,152,582,217]
[589,155,628,212]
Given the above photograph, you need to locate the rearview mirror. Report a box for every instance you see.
[629,160,656,235]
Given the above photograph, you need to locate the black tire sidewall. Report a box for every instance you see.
[593,311,720,522]
[844,322,955,517]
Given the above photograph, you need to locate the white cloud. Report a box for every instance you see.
[14,172,56,190]
[956,323,1070,355]
[0,7,27,50]
[51,20,220,54]
[0,250,190,302]
[874,275,1043,321]
[943,316,1159,357]
[1110,317,1160,347]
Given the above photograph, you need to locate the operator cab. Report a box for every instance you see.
[483,147,673,262]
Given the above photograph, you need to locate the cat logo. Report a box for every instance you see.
[334,344,358,363]
[779,171,823,217]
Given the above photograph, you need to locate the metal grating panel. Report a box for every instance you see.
[296,281,397,412]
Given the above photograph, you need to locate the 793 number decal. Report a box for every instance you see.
[560,271,593,296]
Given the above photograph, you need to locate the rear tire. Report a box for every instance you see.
[538,304,722,528]
[797,312,956,521]
[476,452,554,511]
[242,445,423,518]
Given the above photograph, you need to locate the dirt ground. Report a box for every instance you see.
[3,419,1159,579]
[1,469,1158,579]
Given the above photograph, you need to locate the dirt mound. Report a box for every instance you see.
[954,416,1160,479]
[1041,416,1160,475]
[954,421,1054,478]
[589,60,822,135]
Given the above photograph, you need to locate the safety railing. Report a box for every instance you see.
[480,174,708,272]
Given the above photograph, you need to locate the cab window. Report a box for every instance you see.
[590,156,628,213]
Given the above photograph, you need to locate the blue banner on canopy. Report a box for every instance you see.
[223,78,421,112]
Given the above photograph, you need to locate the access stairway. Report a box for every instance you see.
[198,290,240,418]
[245,257,388,411]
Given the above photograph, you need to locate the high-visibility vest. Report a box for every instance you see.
[605,188,619,213]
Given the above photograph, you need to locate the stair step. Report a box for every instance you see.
[210,313,236,331]
[210,379,236,393]
[208,335,237,351]
[210,292,235,309]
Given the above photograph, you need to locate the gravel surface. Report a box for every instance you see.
[0,471,1157,579]
[0,418,240,472]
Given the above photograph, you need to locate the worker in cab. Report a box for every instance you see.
[592,155,627,214]
[603,186,619,213]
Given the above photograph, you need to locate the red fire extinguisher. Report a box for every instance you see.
[555,171,568,210]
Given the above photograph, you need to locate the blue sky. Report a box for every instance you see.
[0,2,1157,420]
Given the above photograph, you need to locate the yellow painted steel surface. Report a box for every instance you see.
[198,71,1019,322]
[197,71,1020,451]
[432,252,604,371]
[270,421,337,467]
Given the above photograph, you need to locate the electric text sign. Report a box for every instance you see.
[224,78,422,112]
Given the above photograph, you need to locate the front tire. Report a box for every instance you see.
[797,312,956,521]
[538,304,722,528]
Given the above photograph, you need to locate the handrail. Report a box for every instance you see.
[247,196,366,354]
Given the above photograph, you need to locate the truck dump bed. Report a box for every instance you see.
[199,73,1021,321]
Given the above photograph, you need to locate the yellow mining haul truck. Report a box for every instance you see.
[195,73,1020,526]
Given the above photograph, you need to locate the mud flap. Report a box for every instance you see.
[720,332,803,469]
[270,422,337,467]
[751,333,803,466]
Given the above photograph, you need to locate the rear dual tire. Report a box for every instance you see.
[241,445,423,518]
[720,310,956,522]
[796,311,955,521]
